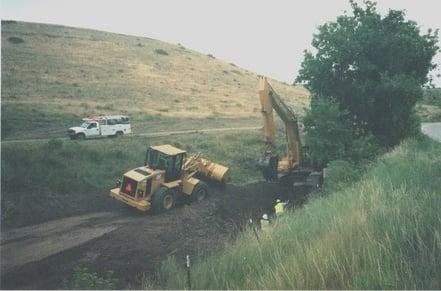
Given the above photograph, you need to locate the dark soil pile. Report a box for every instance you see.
[1,182,308,289]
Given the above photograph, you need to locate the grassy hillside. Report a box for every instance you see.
[1,20,309,140]
[157,136,441,289]
[2,20,438,140]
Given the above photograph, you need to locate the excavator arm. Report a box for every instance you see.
[258,76,302,181]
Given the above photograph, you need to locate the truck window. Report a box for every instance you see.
[88,123,97,129]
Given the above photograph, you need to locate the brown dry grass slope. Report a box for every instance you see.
[1,20,309,140]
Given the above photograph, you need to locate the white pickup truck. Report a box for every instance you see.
[67,115,131,140]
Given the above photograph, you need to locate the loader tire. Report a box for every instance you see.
[191,181,208,202]
[152,187,176,213]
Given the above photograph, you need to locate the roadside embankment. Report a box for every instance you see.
[159,136,441,289]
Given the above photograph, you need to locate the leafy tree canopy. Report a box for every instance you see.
[297,0,439,146]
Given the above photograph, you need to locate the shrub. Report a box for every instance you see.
[95,103,114,110]
[154,49,169,56]
[303,96,353,167]
[323,159,360,192]
[350,133,381,163]
[422,88,441,107]
[304,96,381,167]
[231,69,242,75]
[304,96,382,167]
[62,267,119,289]
[7,37,24,44]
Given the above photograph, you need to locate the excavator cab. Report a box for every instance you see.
[145,145,186,182]
[259,151,279,182]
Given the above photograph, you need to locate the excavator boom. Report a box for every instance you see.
[258,76,303,181]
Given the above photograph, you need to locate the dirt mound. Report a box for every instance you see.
[1,182,306,289]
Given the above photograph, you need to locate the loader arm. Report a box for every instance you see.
[258,76,302,177]
[183,153,230,183]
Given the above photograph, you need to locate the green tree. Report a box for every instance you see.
[303,96,380,167]
[297,0,439,147]
[303,97,352,166]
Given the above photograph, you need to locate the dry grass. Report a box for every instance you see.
[416,103,441,122]
[1,21,309,121]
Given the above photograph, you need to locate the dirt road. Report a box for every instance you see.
[0,126,261,145]
[1,182,302,289]
[1,212,132,275]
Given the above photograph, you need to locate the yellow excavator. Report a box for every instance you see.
[258,76,322,188]
[110,144,229,212]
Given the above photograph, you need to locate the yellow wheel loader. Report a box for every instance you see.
[110,144,229,212]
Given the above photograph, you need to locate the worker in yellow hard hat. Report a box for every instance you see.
[274,199,287,217]
[260,213,270,231]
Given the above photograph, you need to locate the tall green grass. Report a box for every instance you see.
[158,136,441,289]
[1,131,262,226]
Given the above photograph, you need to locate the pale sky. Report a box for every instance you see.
[1,0,441,86]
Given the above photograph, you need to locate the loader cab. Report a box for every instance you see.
[145,144,186,182]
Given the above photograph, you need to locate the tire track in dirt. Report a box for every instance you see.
[1,212,136,274]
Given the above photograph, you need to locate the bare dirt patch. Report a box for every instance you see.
[1,182,307,289]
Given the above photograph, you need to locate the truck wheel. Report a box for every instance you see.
[191,181,208,202]
[115,131,123,138]
[76,133,85,140]
[152,187,176,213]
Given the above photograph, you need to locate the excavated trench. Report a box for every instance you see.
[1,182,309,289]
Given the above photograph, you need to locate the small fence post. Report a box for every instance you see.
[249,218,260,244]
[186,254,191,290]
